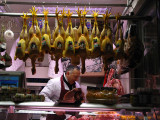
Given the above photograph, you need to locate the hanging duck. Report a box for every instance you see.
[14,13,29,61]
[51,8,66,73]
[89,10,101,58]
[28,6,41,74]
[41,9,51,54]
[100,10,114,71]
[76,7,90,74]
[114,13,125,60]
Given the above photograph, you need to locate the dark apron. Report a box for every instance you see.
[46,75,72,120]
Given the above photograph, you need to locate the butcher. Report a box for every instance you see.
[40,64,83,120]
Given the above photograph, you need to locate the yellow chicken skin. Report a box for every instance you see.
[76,7,90,74]
[114,13,124,60]
[15,13,29,61]
[77,7,90,47]
[14,39,26,61]
[20,13,29,49]
[63,10,80,66]
[28,6,41,74]
[51,8,66,73]
[90,11,101,58]
[41,9,51,54]
[100,10,114,71]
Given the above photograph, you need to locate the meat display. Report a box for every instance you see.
[13,7,144,74]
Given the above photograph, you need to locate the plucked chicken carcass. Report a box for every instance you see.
[100,10,114,71]
[76,8,90,74]
[63,10,80,66]
[14,13,29,61]
[89,11,101,58]
[118,24,144,74]
[77,7,90,47]
[114,13,125,60]
[28,6,41,74]
[41,9,51,54]
[51,8,66,73]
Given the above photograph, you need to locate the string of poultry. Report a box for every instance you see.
[51,8,66,74]
[28,6,41,75]
[13,7,144,75]
[76,8,90,74]
[100,10,114,71]
[14,13,29,62]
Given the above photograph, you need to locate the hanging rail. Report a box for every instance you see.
[0,12,152,21]
[0,1,131,7]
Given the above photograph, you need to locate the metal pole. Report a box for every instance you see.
[0,12,152,21]
[0,1,131,7]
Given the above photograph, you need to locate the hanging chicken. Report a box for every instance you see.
[100,10,114,71]
[51,8,66,73]
[89,10,101,58]
[76,7,90,74]
[28,6,41,74]
[114,13,125,60]
[14,13,29,61]
[63,9,79,66]
[77,7,90,48]
[41,9,51,54]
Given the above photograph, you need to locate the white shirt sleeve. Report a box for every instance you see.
[39,77,61,102]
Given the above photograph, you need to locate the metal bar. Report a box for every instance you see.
[0,1,131,7]
[0,12,152,21]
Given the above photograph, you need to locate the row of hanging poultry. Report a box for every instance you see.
[14,6,144,75]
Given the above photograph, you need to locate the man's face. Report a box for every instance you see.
[67,69,80,84]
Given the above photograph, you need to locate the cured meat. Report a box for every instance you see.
[63,88,83,103]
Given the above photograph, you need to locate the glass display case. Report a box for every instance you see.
[0,101,158,120]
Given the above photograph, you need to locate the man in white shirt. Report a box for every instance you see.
[40,64,82,120]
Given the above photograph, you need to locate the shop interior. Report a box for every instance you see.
[0,0,160,120]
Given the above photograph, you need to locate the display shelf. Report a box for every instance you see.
[0,102,153,114]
